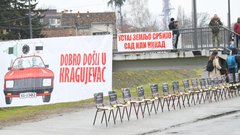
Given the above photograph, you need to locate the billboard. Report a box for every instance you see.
[0,35,112,107]
[117,31,173,52]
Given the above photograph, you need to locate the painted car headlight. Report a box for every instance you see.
[6,80,14,88]
[43,78,52,86]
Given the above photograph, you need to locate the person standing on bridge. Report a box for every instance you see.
[168,18,180,50]
[233,17,240,48]
[209,14,223,48]
[208,50,222,78]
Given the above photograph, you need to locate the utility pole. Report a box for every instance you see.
[192,0,198,50]
[227,0,231,30]
[28,0,32,38]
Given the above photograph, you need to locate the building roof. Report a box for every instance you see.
[61,12,116,28]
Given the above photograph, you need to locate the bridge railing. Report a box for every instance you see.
[113,26,239,53]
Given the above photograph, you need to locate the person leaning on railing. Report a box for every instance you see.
[233,17,240,48]
[209,14,223,48]
[168,18,180,50]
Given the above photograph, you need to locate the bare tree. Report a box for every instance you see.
[176,6,210,29]
[125,0,159,32]
[197,12,210,27]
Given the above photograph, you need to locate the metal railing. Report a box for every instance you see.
[113,26,239,53]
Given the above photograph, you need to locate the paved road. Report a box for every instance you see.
[1,95,240,135]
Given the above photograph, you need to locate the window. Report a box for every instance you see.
[92,32,110,35]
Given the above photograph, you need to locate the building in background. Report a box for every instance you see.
[41,10,116,37]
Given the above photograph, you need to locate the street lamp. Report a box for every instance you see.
[192,0,198,50]
[28,0,32,39]
[227,0,231,30]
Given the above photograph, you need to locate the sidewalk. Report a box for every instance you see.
[0,95,240,135]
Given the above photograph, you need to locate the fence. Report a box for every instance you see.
[113,26,239,53]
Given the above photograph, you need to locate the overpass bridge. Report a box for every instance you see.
[113,26,237,71]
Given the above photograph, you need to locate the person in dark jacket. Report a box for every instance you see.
[168,18,180,49]
[209,14,223,48]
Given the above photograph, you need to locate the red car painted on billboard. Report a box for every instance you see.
[3,55,54,104]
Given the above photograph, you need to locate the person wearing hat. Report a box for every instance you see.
[209,14,223,48]
[168,18,180,50]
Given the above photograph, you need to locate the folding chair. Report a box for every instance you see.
[234,73,240,96]
[220,75,230,100]
[206,77,214,103]
[150,84,163,112]
[228,73,238,97]
[161,83,176,111]
[190,78,201,104]
[172,81,187,108]
[211,77,222,101]
[182,80,193,106]
[108,91,129,122]
[93,92,115,126]
[122,88,144,119]
[199,78,210,103]
[137,86,157,115]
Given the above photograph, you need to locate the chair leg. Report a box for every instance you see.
[177,96,181,109]
[93,110,98,125]
[104,111,108,126]
[122,106,130,121]
[115,107,122,123]
[190,93,196,105]
[171,96,176,110]
[186,94,191,107]
[101,111,105,123]
[181,95,185,108]
[139,103,145,118]
[157,98,163,112]
[152,101,157,114]
[144,101,151,116]
[111,110,116,125]
[125,107,130,121]
[108,110,111,122]
[132,103,139,119]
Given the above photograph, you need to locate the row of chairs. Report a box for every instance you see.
[93,73,240,126]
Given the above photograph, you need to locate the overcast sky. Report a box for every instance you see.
[36,0,240,26]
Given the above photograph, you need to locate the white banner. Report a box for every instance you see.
[117,31,173,52]
[0,35,112,107]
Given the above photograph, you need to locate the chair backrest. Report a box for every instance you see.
[137,86,145,100]
[150,84,159,97]
[228,73,234,83]
[94,92,104,107]
[191,78,199,89]
[199,78,207,89]
[235,73,239,83]
[221,75,227,84]
[108,91,117,105]
[162,83,170,96]
[172,81,180,94]
[213,77,219,87]
[206,78,213,87]
[183,80,190,90]
[122,88,132,102]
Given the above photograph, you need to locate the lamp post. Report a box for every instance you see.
[28,0,32,39]
[227,0,231,30]
[192,0,198,50]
